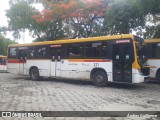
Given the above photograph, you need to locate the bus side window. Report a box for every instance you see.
[50,45,65,56]
[151,43,157,58]
[101,42,108,58]
[155,43,160,58]
[66,43,84,58]
[85,42,108,58]
[18,50,27,60]
[85,43,92,57]
[36,46,47,58]
[85,42,101,58]
[146,44,152,58]
[28,47,36,58]
[150,43,160,58]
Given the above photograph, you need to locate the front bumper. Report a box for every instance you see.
[144,76,150,82]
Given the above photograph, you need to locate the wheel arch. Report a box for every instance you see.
[29,66,39,75]
[90,68,108,80]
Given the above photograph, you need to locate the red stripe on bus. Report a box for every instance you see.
[68,59,112,62]
[7,59,26,63]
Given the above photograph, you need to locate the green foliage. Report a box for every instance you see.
[104,0,145,34]
[140,0,160,15]
[104,0,160,37]
[142,0,160,39]
[0,34,16,55]
[6,1,37,40]
[144,25,160,39]
[6,1,35,30]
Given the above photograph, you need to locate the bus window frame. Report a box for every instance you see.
[147,43,160,59]
[8,47,18,59]
[28,45,50,59]
[50,44,66,60]
[65,42,85,59]
[0,57,7,65]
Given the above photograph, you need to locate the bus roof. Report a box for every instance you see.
[0,55,7,58]
[145,39,160,43]
[8,34,134,47]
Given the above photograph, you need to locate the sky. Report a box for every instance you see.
[0,1,9,26]
[0,0,42,44]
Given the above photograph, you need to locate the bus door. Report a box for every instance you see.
[50,45,63,77]
[112,42,133,83]
[18,47,27,75]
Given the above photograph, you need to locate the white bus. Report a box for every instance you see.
[7,34,149,86]
[0,55,7,72]
[145,39,160,81]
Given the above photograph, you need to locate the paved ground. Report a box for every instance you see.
[0,73,160,120]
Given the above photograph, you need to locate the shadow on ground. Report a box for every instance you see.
[146,79,160,84]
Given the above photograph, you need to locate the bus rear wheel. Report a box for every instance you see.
[30,68,40,81]
[93,71,108,87]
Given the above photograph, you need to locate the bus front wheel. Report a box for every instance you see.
[93,71,108,87]
[30,68,40,81]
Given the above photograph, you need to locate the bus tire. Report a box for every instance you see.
[93,71,108,87]
[30,68,40,81]
[156,70,160,81]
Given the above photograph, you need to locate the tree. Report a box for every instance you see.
[144,25,160,39]
[32,0,111,39]
[103,0,160,37]
[0,34,16,55]
[6,1,37,40]
[136,0,160,38]
[104,0,145,35]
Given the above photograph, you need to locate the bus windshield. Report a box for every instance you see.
[134,36,146,66]
[136,43,145,66]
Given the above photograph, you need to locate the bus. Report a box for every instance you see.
[0,55,7,72]
[7,34,149,87]
[145,39,160,81]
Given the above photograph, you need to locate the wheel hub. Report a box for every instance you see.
[96,75,103,82]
